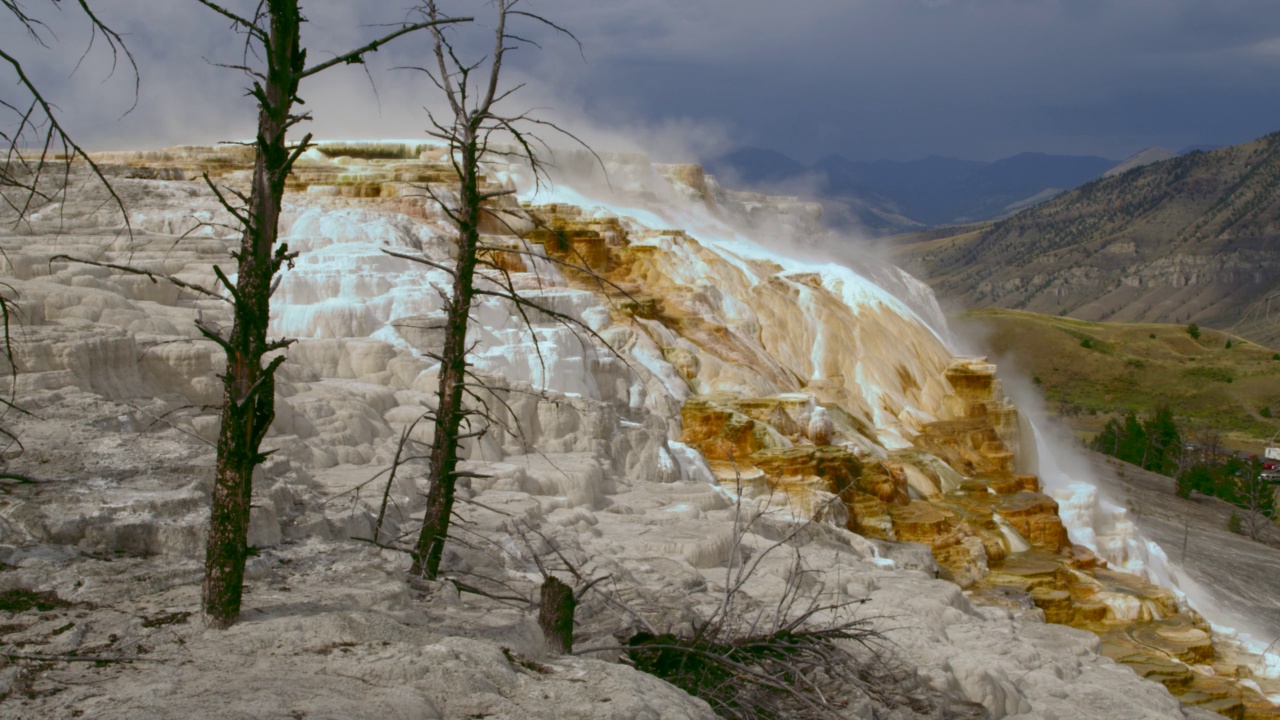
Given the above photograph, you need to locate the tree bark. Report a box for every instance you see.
[412,136,481,579]
[538,576,575,654]
[202,0,303,629]
[406,0,580,580]
[194,1,459,626]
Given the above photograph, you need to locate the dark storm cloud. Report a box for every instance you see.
[525,0,1280,160]
[7,0,1280,161]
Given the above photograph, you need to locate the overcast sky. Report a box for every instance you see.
[6,0,1280,163]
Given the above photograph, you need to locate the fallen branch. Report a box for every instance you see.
[0,650,151,664]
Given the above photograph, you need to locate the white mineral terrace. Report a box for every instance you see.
[0,140,1251,718]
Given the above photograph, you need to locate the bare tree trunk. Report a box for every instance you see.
[196,0,462,627]
[404,0,589,580]
[202,0,302,629]
[413,138,481,578]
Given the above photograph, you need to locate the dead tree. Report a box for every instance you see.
[191,0,467,628]
[401,0,592,579]
[1237,457,1277,542]
[0,1,136,451]
[1,0,135,229]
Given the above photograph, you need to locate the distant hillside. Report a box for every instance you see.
[1103,147,1176,178]
[704,147,808,186]
[955,309,1280,450]
[705,147,1116,234]
[892,131,1280,346]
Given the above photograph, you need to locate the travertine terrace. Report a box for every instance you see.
[0,142,1257,718]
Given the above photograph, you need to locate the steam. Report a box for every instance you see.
[965,326,1280,678]
[502,143,957,349]
[510,149,1280,679]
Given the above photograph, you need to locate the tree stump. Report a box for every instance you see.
[538,576,575,654]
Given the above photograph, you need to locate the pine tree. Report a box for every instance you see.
[1142,406,1181,476]
[1118,412,1148,466]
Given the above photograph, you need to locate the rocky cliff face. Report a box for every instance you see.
[892,132,1280,346]
[0,142,1253,718]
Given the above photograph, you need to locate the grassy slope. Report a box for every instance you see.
[955,308,1280,450]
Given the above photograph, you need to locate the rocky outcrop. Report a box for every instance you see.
[674,350,1272,716]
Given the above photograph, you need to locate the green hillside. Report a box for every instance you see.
[955,309,1280,451]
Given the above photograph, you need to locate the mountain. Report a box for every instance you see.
[703,147,925,235]
[702,146,809,186]
[705,147,1116,232]
[1104,146,1177,177]
[905,151,1115,224]
[814,154,989,228]
[890,131,1280,346]
[1179,143,1226,155]
[814,154,988,193]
